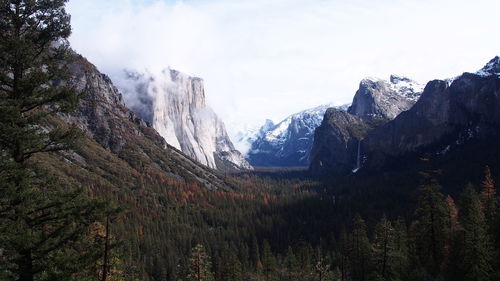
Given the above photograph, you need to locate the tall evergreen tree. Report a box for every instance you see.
[220,244,243,281]
[347,215,372,281]
[0,1,110,280]
[444,195,460,241]
[442,195,461,279]
[392,218,409,280]
[458,187,493,281]
[261,240,276,281]
[314,247,334,281]
[283,246,298,281]
[480,166,497,229]
[186,244,214,281]
[411,181,447,277]
[372,216,396,281]
[250,236,262,272]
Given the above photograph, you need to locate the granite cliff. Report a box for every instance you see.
[119,69,252,171]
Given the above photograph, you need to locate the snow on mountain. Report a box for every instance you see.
[118,68,252,171]
[261,103,342,145]
[348,75,424,120]
[476,56,500,77]
[233,120,274,155]
[445,56,500,84]
[388,75,425,101]
[246,103,349,167]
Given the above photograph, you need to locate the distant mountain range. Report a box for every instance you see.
[245,103,349,167]
[246,74,424,167]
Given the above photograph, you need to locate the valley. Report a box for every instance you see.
[1,1,499,281]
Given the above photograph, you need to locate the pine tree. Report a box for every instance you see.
[0,1,111,280]
[314,247,334,281]
[411,181,447,277]
[250,236,262,272]
[444,195,460,241]
[339,229,349,281]
[372,216,396,281]
[480,166,497,228]
[442,195,461,277]
[459,187,493,281]
[392,218,409,280]
[283,246,298,281]
[347,215,372,281]
[261,240,276,281]
[220,245,243,281]
[0,0,80,160]
[186,244,214,281]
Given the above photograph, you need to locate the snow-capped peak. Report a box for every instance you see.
[360,75,424,102]
[476,56,500,77]
[246,102,350,166]
[261,103,349,143]
[388,74,424,102]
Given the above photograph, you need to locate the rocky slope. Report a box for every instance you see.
[309,108,370,176]
[364,56,500,168]
[247,104,349,167]
[58,54,229,189]
[119,69,252,171]
[309,75,423,176]
[348,75,424,120]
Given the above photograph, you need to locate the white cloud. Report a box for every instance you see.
[67,0,500,140]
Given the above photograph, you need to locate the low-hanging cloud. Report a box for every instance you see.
[68,0,500,142]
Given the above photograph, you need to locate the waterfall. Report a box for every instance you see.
[352,139,361,173]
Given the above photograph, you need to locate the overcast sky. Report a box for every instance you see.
[67,0,500,137]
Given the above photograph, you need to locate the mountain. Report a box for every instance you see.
[310,75,424,176]
[58,54,229,189]
[347,75,424,120]
[364,56,500,169]
[310,57,500,178]
[246,103,349,167]
[119,69,252,171]
[234,119,275,153]
[309,108,370,176]
[246,74,424,169]
[41,53,260,279]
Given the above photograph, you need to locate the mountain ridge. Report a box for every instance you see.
[310,56,500,178]
[363,57,500,169]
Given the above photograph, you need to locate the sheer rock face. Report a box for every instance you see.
[309,108,370,176]
[120,69,252,171]
[247,104,349,167]
[348,75,424,121]
[364,57,500,168]
[58,54,229,190]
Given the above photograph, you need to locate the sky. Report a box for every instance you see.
[67,0,500,139]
